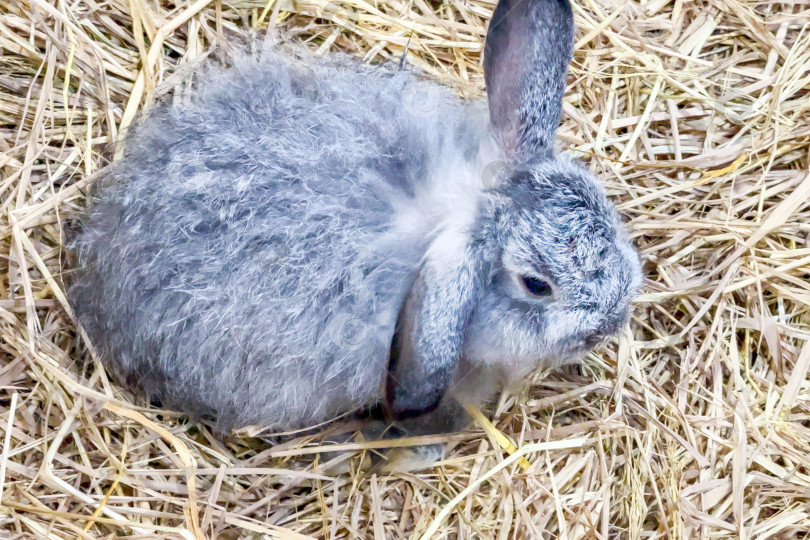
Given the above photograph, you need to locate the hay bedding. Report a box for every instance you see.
[1,0,809,537]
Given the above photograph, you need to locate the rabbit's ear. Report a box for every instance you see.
[386,231,484,420]
[484,0,574,160]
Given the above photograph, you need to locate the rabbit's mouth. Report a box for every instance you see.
[583,332,613,350]
[555,337,609,362]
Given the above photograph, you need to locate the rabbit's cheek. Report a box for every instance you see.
[465,309,548,381]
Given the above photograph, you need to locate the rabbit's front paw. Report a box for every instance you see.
[377,443,446,473]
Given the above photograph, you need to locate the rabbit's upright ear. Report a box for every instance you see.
[484,0,574,160]
[386,230,485,419]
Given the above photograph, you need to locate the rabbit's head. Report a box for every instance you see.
[464,158,642,378]
[386,0,642,419]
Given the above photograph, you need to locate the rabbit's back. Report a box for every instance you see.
[70,49,485,431]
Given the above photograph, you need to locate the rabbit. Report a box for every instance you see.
[68,0,642,461]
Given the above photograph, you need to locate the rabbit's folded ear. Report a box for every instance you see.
[484,0,574,160]
[386,230,485,420]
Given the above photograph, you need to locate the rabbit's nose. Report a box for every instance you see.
[585,319,621,347]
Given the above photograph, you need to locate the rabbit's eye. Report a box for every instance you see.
[521,276,552,297]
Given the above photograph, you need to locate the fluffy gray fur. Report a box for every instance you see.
[69,0,642,435]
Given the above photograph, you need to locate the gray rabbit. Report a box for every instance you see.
[69,0,642,454]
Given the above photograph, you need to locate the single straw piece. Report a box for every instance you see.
[460,400,531,472]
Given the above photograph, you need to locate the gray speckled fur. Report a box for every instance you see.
[68,0,642,435]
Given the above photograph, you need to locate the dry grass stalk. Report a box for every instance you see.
[2,0,810,538]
